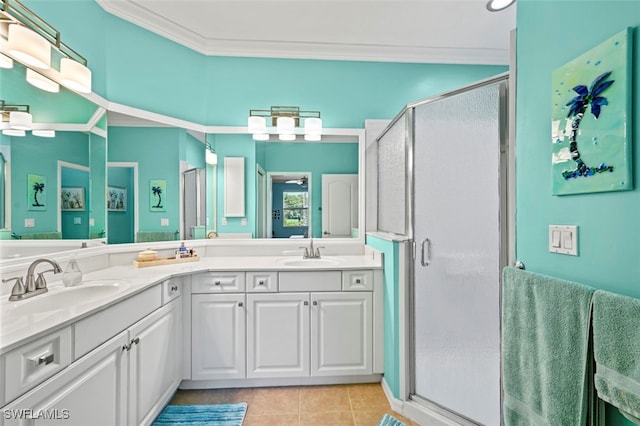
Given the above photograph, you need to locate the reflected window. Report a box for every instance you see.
[283,192,308,227]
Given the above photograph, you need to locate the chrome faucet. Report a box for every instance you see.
[2,258,62,301]
[299,239,324,259]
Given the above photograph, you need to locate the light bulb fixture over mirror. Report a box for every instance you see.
[248,106,322,141]
[486,0,515,11]
[1,100,31,131]
[26,68,60,93]
[0,0,92,93]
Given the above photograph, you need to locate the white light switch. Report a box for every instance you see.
[241,218,247,226]
[161,218,169,226]
[89,218,95,226]
[25,218,35,228]
[549,225,578,256]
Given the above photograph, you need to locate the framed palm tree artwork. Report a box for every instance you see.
[27,174,46,211]
[551,28,632,195]
[150,179,166,212]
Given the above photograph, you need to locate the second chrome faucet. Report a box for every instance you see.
[300,239,324,259]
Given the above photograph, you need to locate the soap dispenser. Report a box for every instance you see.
[62,256,83,287]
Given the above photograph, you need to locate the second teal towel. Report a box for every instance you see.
[502,267,595,426]
[593,290,640,424]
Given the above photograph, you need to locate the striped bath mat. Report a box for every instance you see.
[378,413,408,426]
[152,403,247,426]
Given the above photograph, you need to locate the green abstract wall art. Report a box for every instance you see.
[27,174,46,211]
[551,28,632,195]
[150,179,166,212]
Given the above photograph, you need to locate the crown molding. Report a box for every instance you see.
[97,0,509,65]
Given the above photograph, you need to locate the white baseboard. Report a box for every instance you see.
[381,377,405,414]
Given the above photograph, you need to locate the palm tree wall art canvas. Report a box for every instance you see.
[27,174,46,211]
[551,28,632,195]
[150,179,166,212]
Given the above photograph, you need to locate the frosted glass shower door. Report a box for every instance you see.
[412,81,505,425]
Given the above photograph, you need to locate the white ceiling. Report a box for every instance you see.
[97,0,516,65]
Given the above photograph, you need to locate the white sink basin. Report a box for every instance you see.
[277,257,343,267]
[1,280,130,317]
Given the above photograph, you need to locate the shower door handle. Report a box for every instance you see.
[420,238,431,267]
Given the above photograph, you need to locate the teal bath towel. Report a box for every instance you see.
[593,290,640,424]
[502,267,595,426]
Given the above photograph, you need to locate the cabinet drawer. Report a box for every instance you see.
[246,271,278,292]
[162,277,182,304]
[3,326,72,404]
[192,272,245,293]
[342,270,374,291]
[278,271,342,292]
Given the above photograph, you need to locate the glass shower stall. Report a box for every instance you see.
[376,74,510,425]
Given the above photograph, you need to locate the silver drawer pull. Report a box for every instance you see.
[258,280,265,285]
[214,281,221,286]
[238,302,244,307]
[38,353,54,365]
[355,279,361,284]
[313,301,318,306]
[304,301,309,306]
[170,285,178,292]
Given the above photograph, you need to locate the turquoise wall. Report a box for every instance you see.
[517,1,640,424]
[11,132,89,236]
[108,127,181,234]
[107,166,134,244]
[365,234,401,397]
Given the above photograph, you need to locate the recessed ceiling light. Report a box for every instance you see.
[486,0,515,12]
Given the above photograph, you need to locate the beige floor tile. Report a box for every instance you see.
[249,386,300,416]
[299,411,355,426]
[300,385,352,413]
[243,414,300,426]
[348,383,390,411]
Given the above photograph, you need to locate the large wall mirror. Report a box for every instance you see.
[1,59,107,254]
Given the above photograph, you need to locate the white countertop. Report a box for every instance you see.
[0,254,381,355]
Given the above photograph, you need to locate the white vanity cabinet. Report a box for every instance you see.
[246,293,310,378]
[127,298,182,426]
[191,293,246,380]
[2,331,129,426]
[2,283,183,426]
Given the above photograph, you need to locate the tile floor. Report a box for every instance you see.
[170,383,417,426]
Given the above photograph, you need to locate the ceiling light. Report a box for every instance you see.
[2,128,25,137]
[486,0,515,12]
[60,57,92,93]
[6,24,51,69]
[26,69,60,93]
[9,111,32,130]
[279,133,296,141]
[0,54,13,69]
[252,133,269,141]
[32,129,55,138]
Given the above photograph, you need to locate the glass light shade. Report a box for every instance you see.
[276,116,295,135]
[304,133,322,142]
[486,0,515,11]
[9,111,33,130]
[32,129,56,138]
[7,24,51,69]
[60,58,92,93]
[252,133,269,141]
[304,117,322,135]
[248,116,267,133]
[26,69,60,93]
[205,150,218,165]
[2,128,26,137]
[279,133,296,141]
[0,53,13,69]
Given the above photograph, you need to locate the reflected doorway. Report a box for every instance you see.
[58,161,90,239]
[267,172,311,239]
[107,162,138,244]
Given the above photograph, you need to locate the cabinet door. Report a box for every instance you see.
[2,332,128,426]
[192,294,246,380]
[128,299,181,426]
[311,292,373,376]
[246,293,310,378]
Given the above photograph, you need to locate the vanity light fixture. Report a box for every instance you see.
[0,100,32,134]
[0,53,12,69]
[486,0,515,12]
[32,129,55,138]
[248,106,322,141]
[0,0,92,93]
[26,68,59,93]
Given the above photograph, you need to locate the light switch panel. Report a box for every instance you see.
[161,218,169,226]
[549,225,578,256]
[25,218,35,228]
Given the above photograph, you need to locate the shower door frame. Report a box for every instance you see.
[404,73,512,426]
